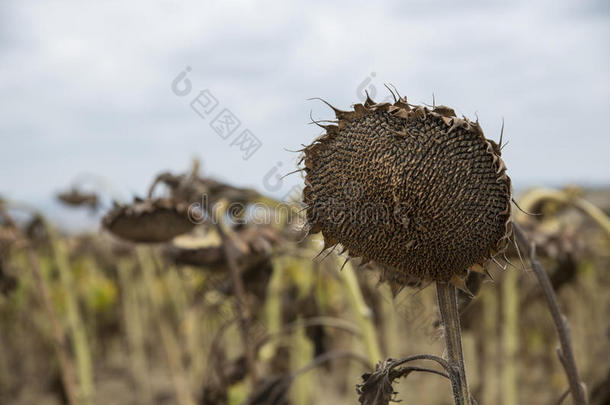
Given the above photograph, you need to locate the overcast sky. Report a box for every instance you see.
[1,0,609,228]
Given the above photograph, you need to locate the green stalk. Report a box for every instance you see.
[262,256,285,360]
[27,248,79,405]
[137,247,195,405]
[339,261,382,365]
[46,223,95,405]
[117,258,151,404]
[436,281,471,405]
[290,319,314,405]
[0,203,78,405]
[379,286,398,358]
[480,286,499,404]
[155,256,196,387]
[165,264,188,317]
[501,269,519,405]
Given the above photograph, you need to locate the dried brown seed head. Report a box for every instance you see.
[167,225,280,270]
[149,171,259,206]
[57,189,99,209]
[102,198,195,243]
[302,94,512,284]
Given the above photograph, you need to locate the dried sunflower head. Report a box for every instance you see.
[57,189,99,210]
[167,225,280,270]
[149,171,259,206]
[102,198,195,243]
[301,94,512,286]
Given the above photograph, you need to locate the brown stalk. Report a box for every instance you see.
[117,258,152,404]
[46,222,95,405]
[0,203,78,405]
[211,204,259,382]
[436,281,472,405]
[513,223,587,405]
[26,248,79,405]
[137,247,195,405]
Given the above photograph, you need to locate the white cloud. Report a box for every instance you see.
[0,0,608,223]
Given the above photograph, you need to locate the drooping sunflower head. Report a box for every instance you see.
[301,93,512,287]
[102,198,195,243]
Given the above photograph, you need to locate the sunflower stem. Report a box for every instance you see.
[137,247,195,405]
[513,224,587,405]
[436,281,472,405]
[339,260,382,366]
[46,222,95,405]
